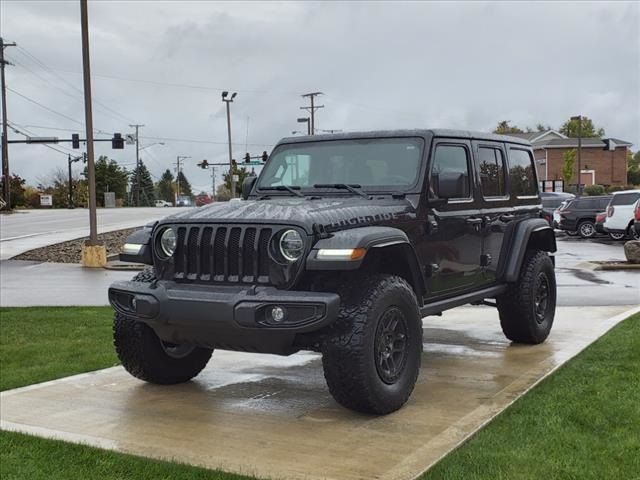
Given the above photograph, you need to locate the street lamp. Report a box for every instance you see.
[571,115,583,195]
[297,117,310,135]
[139,141,165,151]
[222,91,237,198]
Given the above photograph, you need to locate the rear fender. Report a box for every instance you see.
[500,218,556,282]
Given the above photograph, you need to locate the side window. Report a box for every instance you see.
[478,147,506,197]
[430,144,471,199]
[508,149,537,197]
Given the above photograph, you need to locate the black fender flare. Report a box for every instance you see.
[500,218,557,283]
[120,223,156,265]
[306,226,426,295]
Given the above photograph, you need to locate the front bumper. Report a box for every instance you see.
[109,280,340,354]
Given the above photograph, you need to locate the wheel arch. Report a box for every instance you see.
[500,218,556,283]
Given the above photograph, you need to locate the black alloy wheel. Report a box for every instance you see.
[374,307,409,384]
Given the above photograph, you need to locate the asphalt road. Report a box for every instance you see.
[0,207,188,260]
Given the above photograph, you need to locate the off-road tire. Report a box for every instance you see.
[321,274,422,414]
[497,250,556,344]
[578,220,596,238]
[113,268,213,384]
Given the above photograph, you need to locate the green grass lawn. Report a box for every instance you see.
[0,307,638,479]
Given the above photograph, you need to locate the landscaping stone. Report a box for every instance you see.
[13,227,139,264]
[624,240,640,264]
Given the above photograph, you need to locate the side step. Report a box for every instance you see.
[420,285,506,317]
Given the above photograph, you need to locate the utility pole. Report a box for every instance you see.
[571,115,583,196]
[67,153,83,209]
[80,0,99,248]
[129,123,144,206]
[300,92,324,135]
[175,155,190,205]
[1,37,16,209]
[222,91,237,198]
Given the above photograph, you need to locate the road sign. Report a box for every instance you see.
[125,133,136,145]
[27,137,59,144]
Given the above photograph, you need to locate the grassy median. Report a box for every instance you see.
[0,307,638,479]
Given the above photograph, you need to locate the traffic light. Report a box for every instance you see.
[112,133,124,149]
[244,152,251,164]
[198,159,209,169]
[261,151,268,162]
[72,133,80,149]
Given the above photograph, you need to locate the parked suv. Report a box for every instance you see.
[603,190,640,240]
[110,130,557,414]
[541,192,574,227]
[558,195,612,238]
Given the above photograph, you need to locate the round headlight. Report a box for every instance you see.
[279,229,304,262]
[159,228,177,257]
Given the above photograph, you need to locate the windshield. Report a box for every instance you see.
[256,137,424,192]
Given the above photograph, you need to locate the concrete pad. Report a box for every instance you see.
[2,305,637,479]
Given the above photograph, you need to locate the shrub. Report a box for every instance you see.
[584,184,605,196]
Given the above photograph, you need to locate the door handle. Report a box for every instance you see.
[499,214,516,222]
[466,217,483,225]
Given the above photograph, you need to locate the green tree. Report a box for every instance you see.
[562,149,576,188]
[156,169,175,203]
[85,156,129,206]
[493,121,524,135]
[628,150,640,185]
[223,166,252,197]
[129,161,155,206]
[0,174,26,208]
[536,123,552,132]
[216,183,231,201]
[559,116,605,138]
[176,171,193,197]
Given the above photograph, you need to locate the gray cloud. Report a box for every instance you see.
[1,0,638,193]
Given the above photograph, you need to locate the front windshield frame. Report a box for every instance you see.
[255,136,426,196]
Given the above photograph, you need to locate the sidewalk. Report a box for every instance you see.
[0,260,133,307]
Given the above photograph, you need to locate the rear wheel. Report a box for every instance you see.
[497,250,556,344]
[565,230,579,237]
[578,220,596,238]
[113,268,213,384]
[321,274,422,414]
[629,224,640,240]
[609,231,626,241]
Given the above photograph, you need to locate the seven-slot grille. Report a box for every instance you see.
[171,225,274,284]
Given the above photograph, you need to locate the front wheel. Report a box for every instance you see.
[321,274,422,414]
[113,267,213,384]
[497,250,556,344]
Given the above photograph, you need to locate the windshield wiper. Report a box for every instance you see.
[313,183,371,199]
[259,185,305,197]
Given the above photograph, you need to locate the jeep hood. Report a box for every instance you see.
[161,197,416,233]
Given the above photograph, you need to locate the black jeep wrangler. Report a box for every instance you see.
[109,129,557,414]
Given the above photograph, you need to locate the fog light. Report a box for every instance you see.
[270,306,285,323]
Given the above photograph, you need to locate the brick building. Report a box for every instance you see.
[509,130,632,189]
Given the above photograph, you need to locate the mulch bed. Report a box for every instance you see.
[13,228,140,264]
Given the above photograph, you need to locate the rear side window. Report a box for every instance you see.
[430,145,471,199]
[508,149,537,197]
[611,192,640,206]
[478,147,506,197]
[577,198,597,210]
[599,197,613,209]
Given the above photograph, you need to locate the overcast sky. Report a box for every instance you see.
[1,1,639,193]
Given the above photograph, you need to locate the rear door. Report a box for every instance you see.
[421,138,483,297]
[472,140,513,284]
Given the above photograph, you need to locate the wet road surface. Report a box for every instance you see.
[2,305,636,480]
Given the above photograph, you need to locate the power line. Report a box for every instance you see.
[139,134,275,147]
[7,121,76,156]
[15,45,134,124]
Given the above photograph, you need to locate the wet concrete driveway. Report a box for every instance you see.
[2,305,637,480]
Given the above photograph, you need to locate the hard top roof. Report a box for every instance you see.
[278,129,531,146]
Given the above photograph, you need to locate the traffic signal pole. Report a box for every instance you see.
[129,123,144,206]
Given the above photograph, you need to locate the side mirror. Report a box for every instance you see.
[242,176,257,200]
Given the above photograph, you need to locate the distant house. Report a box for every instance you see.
[508,130,633,188]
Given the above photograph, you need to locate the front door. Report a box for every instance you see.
[420,139,483,297]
